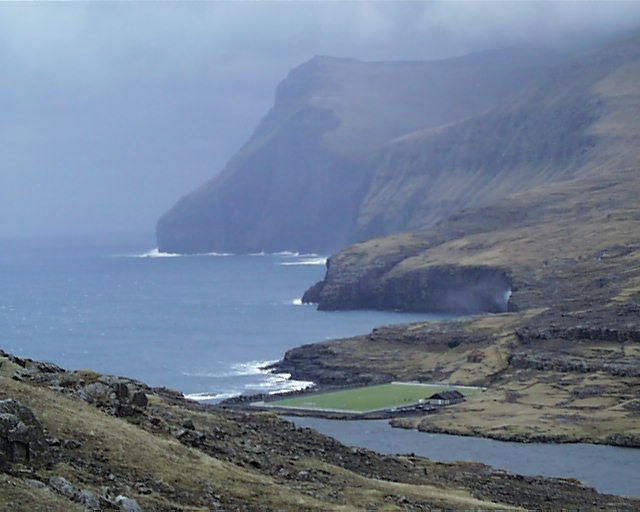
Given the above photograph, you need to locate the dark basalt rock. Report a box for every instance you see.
[508,351,640,377]
[0,399,49,468]
[307,263,513,314]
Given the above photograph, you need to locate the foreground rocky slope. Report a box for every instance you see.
[3,350,637,510]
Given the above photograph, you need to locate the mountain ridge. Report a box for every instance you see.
[157,45,558,253]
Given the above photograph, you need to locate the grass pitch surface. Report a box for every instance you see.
[267,382,477,413]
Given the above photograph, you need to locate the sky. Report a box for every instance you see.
[2,1,640,240]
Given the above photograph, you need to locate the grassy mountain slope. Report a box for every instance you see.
[157,48,552,253]
[354,32,640,239]
[158,32,640,255]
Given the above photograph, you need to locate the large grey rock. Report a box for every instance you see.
[115,495,143,512]
[131,391,148,408]
[49,476,77,498]
[24,478,48,490]
[79,382,111,403]
[76,489,100,510]
[111,382,130,401]
[0,399,49,468]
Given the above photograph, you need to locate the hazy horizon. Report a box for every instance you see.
[2,1,640,240]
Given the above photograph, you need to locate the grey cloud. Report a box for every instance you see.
[1,1,639,239]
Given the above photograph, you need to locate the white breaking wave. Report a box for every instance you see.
[280,257,327,266]
[114,249,324,259]
[248,251,320,258]
[184,363,314,401]
[136,248,181,258]
[230,359,279,376]
[245,372,314,395]
[291,298,314,306]
[203,251,234,257]
[184,391,241,402]
[115,248,234,258]
[182,359,278,379]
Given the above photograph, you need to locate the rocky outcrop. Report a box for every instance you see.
[301,162,640,314]
[516,325,640,343]
[0,399,48,468]
[1,349,150,418]
[508,351,640,377]
[306,263,512,314]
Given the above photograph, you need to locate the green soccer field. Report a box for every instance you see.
[266,382,478,413]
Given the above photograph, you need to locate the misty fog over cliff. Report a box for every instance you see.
[2,1,640,240]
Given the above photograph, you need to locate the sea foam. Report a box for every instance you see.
[184,391,241,402]
[115,248,234,258]
[182,359,279,379]
[280,257,327,266]
[245,372,314,395]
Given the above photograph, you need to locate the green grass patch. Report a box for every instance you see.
[267,383,479,413]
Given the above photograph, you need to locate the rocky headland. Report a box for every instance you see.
[275,167,640,446]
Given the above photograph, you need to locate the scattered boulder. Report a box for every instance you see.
[80,382,111,403]
[48,476,77,498]
[174,428,205,446]
[115,495,143,512]
[112,382,130,401]
[24,478,48,490]
[0,399,49,468]
[182,418,195,430]
[131,391,148,408]
[76,489,100,510]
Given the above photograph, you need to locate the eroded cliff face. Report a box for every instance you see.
[156,48,556,254]
[305,263,512,314]
[302,167,640,315]
[159,32,640,255]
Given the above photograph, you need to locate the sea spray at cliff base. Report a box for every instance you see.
[280,257,327,266]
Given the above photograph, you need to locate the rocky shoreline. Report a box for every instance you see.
[268,308,640,448]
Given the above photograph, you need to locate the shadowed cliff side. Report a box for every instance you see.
[159,32,640,254]
[157,48,554,254]
[354,31,640,239]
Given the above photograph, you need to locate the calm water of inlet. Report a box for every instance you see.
[0,237,436,400]
[288,417,640,498]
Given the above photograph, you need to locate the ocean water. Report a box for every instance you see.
[0,238,437,400]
